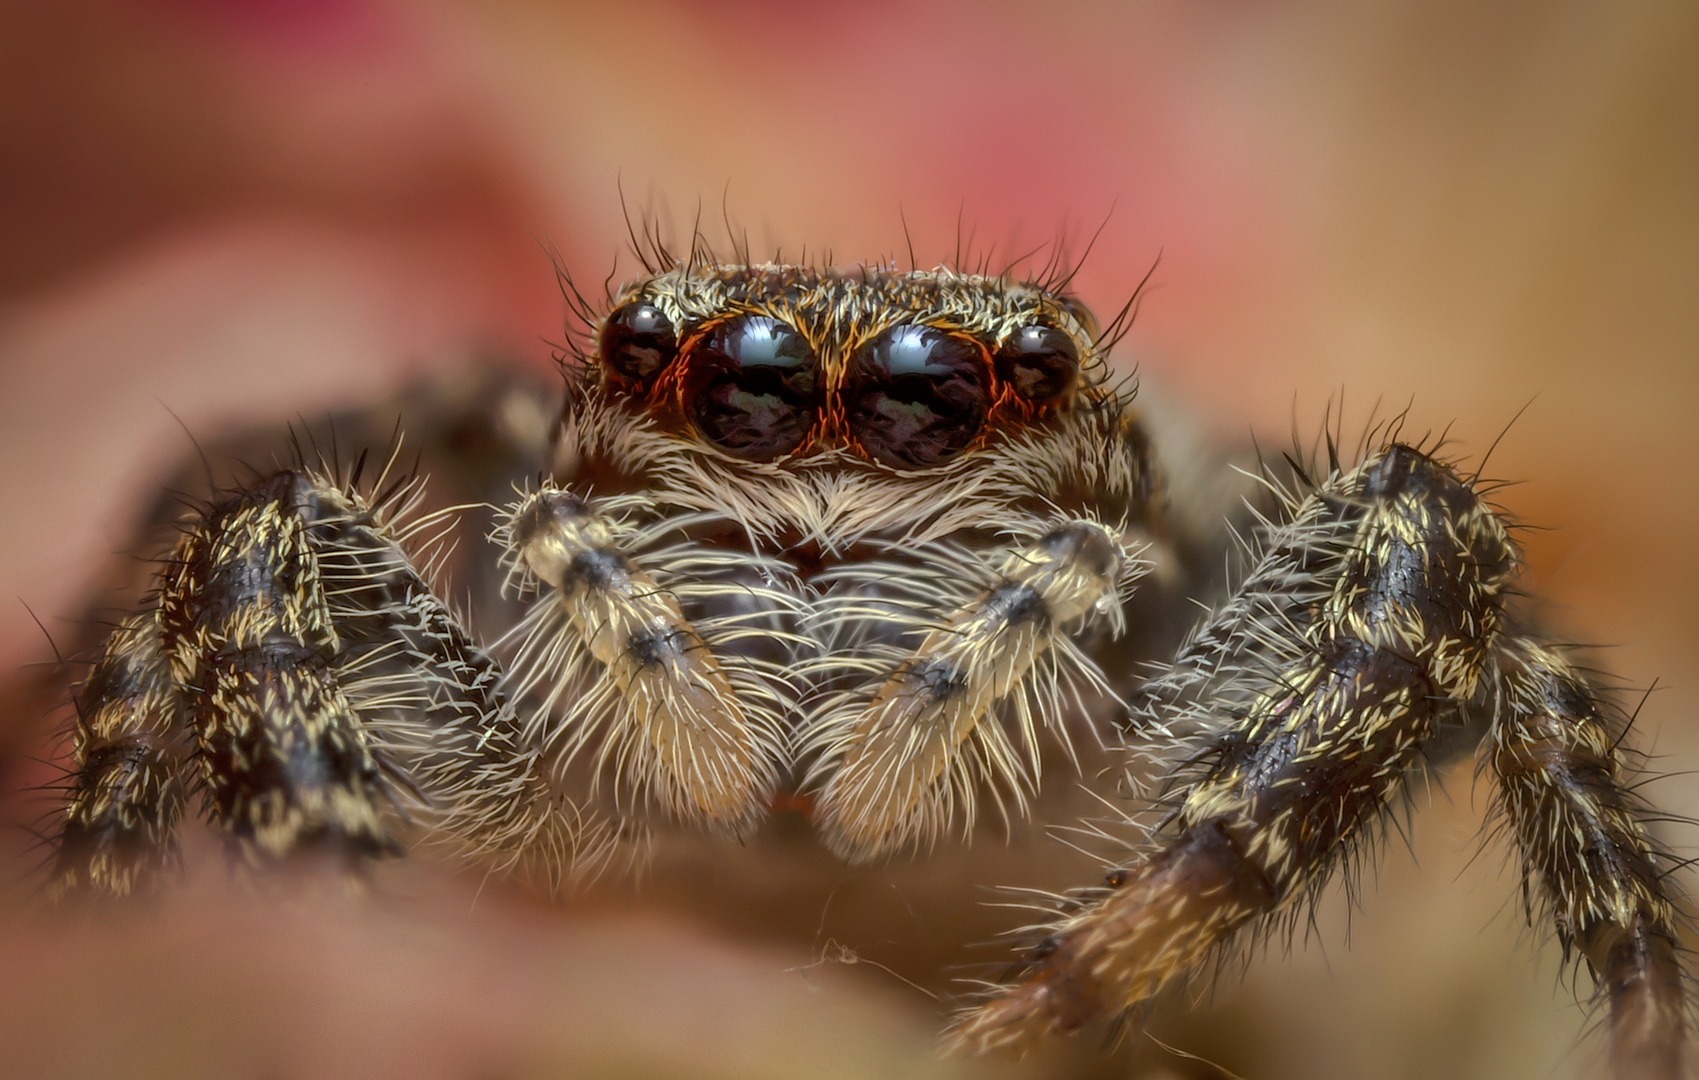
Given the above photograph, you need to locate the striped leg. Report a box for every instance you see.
[949,445,1519,1052]
[159,471,394,863]
[304,476,609,883]
[51,466,601,892]
[1493,638,1684,1080]
[50,611,187,899]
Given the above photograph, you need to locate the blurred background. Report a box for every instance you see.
[0,1,1695,1077]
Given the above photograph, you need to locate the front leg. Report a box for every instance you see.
[949,444,1528,1052]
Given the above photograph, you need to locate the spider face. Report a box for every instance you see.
[47,260,1688,1079]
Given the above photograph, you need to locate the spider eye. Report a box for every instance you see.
[995,325,1079,405]
[600,302,678,383]
[849,325,989,468]
[686,314,818,461]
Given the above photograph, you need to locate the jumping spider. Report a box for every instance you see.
[47,248,1686,1079]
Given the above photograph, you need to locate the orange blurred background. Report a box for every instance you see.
[0,2,1695,1078]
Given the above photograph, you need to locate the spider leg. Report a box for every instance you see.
[805,520,1142,863]
[49,609,189,898]
[304,474,608,884]
[1492,637,1684,1080]
[949,444,1520,1052]
[157,470,397,864]
[54,467,604,892]
[499,483,792,839]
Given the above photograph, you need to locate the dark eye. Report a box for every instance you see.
[849,325,989,468]
[995,325,1079,405]
[600,302,677,383]
[686,315,818,460]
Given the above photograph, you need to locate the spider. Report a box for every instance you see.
[43,243,1687,1080]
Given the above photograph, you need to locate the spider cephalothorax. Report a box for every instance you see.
[528,264,1159,864]
[48,259,1687,1079]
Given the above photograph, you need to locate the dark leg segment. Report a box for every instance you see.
[950,444,1517,1052]
[51,465,601,891]
[305,477,610,883]
[50,611,187,898]
[159,472,394,862]
[1493,638,1684,1080]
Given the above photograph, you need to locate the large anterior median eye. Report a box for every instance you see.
[994,325,1079,405]
[686,314,818,460]
[600,302,678,383]
[849,325,989,468]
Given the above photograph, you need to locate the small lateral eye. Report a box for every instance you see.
[995,325,1080,405]
[686,314,818,461]
[849,324,989,469]
[600,302,678,383]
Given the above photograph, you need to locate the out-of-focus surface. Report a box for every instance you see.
[0,1,1694,1077]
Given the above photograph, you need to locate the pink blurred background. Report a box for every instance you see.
[0,2,1695,1077]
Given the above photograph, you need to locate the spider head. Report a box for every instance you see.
[555,263,1145,554]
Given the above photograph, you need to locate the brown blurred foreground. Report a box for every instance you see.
[0,862,984,1080]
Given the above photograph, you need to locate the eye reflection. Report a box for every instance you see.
[686,315,818,461]
[995,325,1079,405]
[600,302,677,384]
[848,325,989,469]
